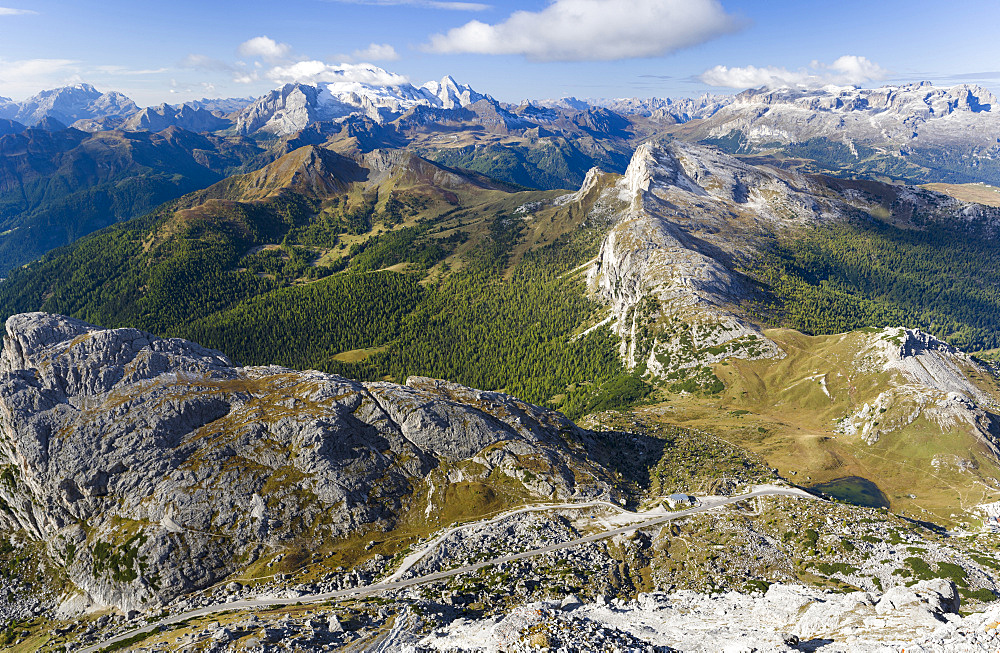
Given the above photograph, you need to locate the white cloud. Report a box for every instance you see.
[187,38,407,91]
[266,61,409,86]
[94,65,169,75]
[238,36,292,62]
[424,0,742,62]
[0,7,36,15]
[0,58,80,98]
[180,54,239,74]
[326,0,490,10]
[701,55,889,89]
[0,58,78,84]
[825,55,887,83]
[351,43,400,62]
[233,70,260,84]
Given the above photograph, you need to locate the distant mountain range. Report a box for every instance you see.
[681,82,1000,184]
[3,72,998,153]
[3,70,1000,275]
[233,73,488,135]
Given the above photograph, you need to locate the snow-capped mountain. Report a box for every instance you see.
[0,83,138,126]
[234,67,493,136]
[120,103,230,133]
[179,96,256,114]
[600,94,734,123]
[420,75,487,110]
[528,94,733,124]
[689,82,1000,148]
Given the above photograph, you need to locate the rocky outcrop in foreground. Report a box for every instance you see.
[0,313,619,614]
[414,579,996,652]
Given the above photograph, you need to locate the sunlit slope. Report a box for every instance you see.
[641,326,1000,524]
[0,143,633,414]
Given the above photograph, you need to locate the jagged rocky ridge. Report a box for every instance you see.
[584,140,828,378]
[0,313,622,614]
[837,327,1000,452]
[583,141,1000,371]
[577,141,1000,449]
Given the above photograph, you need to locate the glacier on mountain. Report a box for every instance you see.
[234,66,492,135]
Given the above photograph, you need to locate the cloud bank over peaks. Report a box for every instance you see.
[424,0,744,62]
[701,55,889,90]
[267,61,409,87]
[228,36,406,87]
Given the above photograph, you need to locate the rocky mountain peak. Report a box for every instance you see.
[31,116,68,132]
[617,141,801,212]
[0,84,140,126]
[0,312,619,612]
[0,312,232,398]
[837,327,1000,450]
[121,102,230,133]
[0,118,25,136]
[617,142,706,207]
[421,74,487,110]
[237,145,362,199]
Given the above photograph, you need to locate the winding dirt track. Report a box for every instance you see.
[80,486,816,652]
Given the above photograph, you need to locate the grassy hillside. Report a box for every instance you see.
[5,141,1000,524]
[633,326,1000,525]
[420,138,630,190]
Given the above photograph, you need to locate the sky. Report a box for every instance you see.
[0,0,998,106]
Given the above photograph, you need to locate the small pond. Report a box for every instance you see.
[807,476,890,509]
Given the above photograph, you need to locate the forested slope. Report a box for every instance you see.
[0,144,632,417]
[0,126,272,273]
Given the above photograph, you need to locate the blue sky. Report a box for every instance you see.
[0,0,998,105]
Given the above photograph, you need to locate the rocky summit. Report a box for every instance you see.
[0,312,619,615]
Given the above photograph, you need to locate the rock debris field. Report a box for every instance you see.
[412,579,1000,652]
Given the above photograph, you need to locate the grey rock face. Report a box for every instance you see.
[120,103,230,133]
[0,84,138,127]
[684,82,1000,183]
[586,141,812,377]
[0,313,617,613]
[416,580,968,652]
